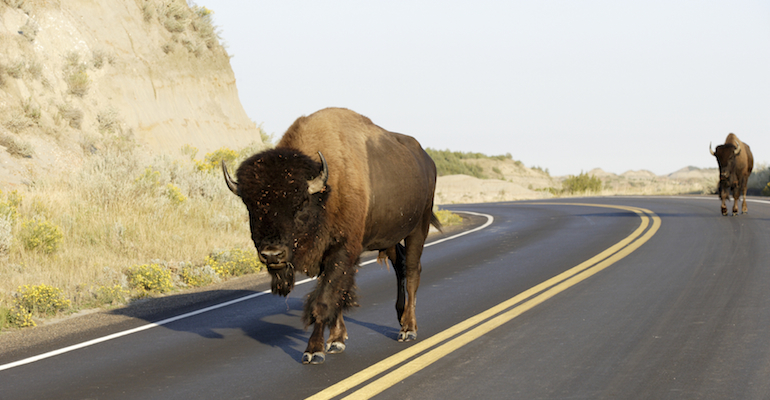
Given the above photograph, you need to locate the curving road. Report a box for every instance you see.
[2,196,770,399]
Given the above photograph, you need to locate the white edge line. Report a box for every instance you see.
[0,211,494,371]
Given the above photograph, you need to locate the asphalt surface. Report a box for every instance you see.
[2,196,770,399]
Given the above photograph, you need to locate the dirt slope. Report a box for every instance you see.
[0,0,262,187]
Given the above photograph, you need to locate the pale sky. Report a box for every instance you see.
[200,1,769,176]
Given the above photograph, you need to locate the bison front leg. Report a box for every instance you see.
[301,249,358,364]
[326,313,348,354]
[303,322,327,364]
[302,311,347,364]
[719,186,728,216]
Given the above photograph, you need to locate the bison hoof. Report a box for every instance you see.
[326,341,346,354]
[302,351,326,365]
[398,330,417,342]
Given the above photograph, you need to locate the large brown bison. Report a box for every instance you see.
[710,133,754,216]
[222,108,441,364]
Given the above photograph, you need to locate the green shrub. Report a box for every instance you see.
[562,172,602,194]
[15,284,72,318]
[206,248,263,277]
[126,263,173,294]
[762,183,770,196]
[20,218,63,254]
[425,148,488,178]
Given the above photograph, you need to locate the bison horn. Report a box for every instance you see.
[709,142,715,156]
[222,160,240,196]
[733,141,741,155]
[307,151,328,194]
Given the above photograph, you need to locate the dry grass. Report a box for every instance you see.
[0,132,34,158]
[0,141,256,319]
[57,103,83,129]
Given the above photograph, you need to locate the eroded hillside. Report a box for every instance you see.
[0,0,263,187]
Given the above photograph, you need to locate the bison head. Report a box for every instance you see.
[223,148,329,296]
[710,142,741,183]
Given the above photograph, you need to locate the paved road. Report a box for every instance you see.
[2,196,770,399]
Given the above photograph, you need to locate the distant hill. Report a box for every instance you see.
[433,154,721,204]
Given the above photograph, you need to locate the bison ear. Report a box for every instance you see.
[222,160,240,196]
[307,151,329,195]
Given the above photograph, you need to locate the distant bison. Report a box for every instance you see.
[223,108,441,364]
[710,133,753,216]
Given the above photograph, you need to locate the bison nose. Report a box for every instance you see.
[260,245,289,268]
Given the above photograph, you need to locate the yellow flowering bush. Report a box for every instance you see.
[126,263,173,294]
[206,248,263,277]
[19,218,63,254]
[8,308,36,328]
[181,265,219,287]
[166,183,187,205]
[435,209,463,226]
[195,147,238,173]
[15,284,71,317]
[94,284,130,305]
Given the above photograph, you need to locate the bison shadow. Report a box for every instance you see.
[108,289,312,361]
[108,287,398,362]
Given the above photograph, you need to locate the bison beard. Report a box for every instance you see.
[269,264,296,296]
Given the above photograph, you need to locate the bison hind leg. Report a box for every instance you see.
[385,243,408,322]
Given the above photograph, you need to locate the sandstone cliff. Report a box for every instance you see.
[0,0,262,187]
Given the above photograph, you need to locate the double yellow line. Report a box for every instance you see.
[308,203,661,400]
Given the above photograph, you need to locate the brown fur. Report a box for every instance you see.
[711,133,754,215]
[278,108,376,268]
[227,107,440,364]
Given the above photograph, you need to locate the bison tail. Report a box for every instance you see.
[430,212,443,233]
